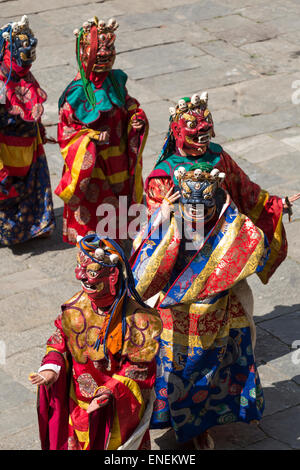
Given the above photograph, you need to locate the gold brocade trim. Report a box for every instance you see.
[160,314,249,350]
[132,211,159,252]
[132,228,145,251]
[136,216,177,298]
[170,294,228,315]
[69,413,90,450]
[257,211,283,285]
[1,123,42,169]
[69,375,89,410]
[248,189,269,224]
[93,385,110,396]
[45,345,61,355]
[181,213,246,303]
[61,291,106,364]
[74,428,90,450]
[61,292,162,364]
[198,219,264,297]
[127,103,138,112]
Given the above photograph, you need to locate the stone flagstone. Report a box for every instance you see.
[0,0,300,452]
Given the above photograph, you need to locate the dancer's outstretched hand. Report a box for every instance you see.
[29,370,57,387]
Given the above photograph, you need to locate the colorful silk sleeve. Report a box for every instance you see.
[96,373,147,450]
[55,101,100,207]
[133,206,269,304]
[131,210,182,300]
[44,316,68,356]
[145,176,174,215]
[219,151,287,284]
[37,319,70,450]
[40,350,66,369]
[37,351,70,450]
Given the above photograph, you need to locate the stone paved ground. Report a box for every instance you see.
[0,0,300,451]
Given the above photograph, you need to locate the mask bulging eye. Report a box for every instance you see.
[23,40,29,47]
[88,270,98,278]
[187,121,195,128]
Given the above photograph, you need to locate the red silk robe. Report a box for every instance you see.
[55,72,148,245]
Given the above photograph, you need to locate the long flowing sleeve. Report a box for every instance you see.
[55,101,100,208]
[218,150,287,283]
[146,176,174,215]
[37,316,70,450]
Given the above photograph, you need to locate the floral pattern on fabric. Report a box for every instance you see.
[0,65,47,122]
[0,153,55,245]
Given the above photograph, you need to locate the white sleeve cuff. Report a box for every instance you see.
[38,364,61,376]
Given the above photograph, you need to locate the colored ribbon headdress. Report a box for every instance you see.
[77,234,148,359]
[76,25,98,109]
[74,16,121,109]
